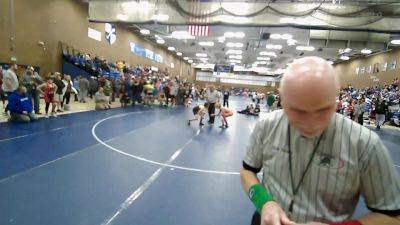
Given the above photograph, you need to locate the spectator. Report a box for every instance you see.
[0,67,5,108]
[78,76,89,103]
[20,66,43,114]
[53,72,65,112]
[88,76,99,99]
[223,89,230,107]
[94,87,111,110]
[3,63,19,115]
[7,85,38,123]
[62,75,77,110]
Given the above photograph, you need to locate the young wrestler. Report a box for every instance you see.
[38,77,58,117]
[187,102,209,127]
[214,103,234,128]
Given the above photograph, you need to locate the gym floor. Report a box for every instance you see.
[0,97,399,225]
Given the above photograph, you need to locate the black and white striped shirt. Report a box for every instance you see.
[244,110,400,223]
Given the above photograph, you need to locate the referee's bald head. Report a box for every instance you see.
[280,57,340,137]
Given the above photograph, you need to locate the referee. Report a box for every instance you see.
[204,85,221,124]
[240,57,400,225]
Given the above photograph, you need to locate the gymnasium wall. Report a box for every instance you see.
[0,0,195,81]
[334,48,400,88]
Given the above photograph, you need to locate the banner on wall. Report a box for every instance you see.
[130,42,164,64]
[105,23,116,45]
[145,49,154,60]
[154,54,163,63]
[88,28,101,41]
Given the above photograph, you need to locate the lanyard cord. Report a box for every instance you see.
[287,125,324,213]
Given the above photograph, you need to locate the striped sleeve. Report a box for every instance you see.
[360,134,400,215]
[243,120,268,170]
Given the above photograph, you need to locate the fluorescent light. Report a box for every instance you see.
[183,57,189,60]
[188,60,193,63]
[340,55,349,60]
[152,14,169,21]
[156,39,165,44]
[235,32,245,38]
[140,29,150,35]
[224,32,235,38]
[287,39,297,46]
[228,55,242,59]
[198,41,214,46]
[196,53,207,57]
[257,57,270,60]
[226,49,242,55]
[117,14,128,20]
[281,34,293,40]
[171,31,195,40]
[224,31,245,38]
[270,34,281,39]
[361,49,372,54]
[218,37,225,43]
[220,15,249,24]
[176,52,182,56]
[266,44,282,50]
[259,51,277,57]
[390,39,400,45]
[168,47,175,51]
[296,46,315,51]
[226,42,243,48]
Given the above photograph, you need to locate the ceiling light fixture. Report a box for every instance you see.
[117,14,128,21]
[270,34,281,39]
[226,49,242,55]
[296,46,315,51]
[171,31,195,40]
[224,32,245,38]
[183,57,189,60]
[151,14,169,21]
[220,15,249,24]
[266,44,282,50]
[390,39,400,45]
[188,60,193,63]
[140,29,150,35]
[196,53,207,57]
[259,51,277,57]
[281,34,293,40]
[340,55,350,60]
[198,41,214,46]
[226,42,243,48]
[168,47,175,51]
[176,52,182,56]
[257,57,270,61]
[360,49,372,54]
[287,39,297,46]
[156,39,165,44]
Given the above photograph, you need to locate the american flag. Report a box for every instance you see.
[188,0,210,37]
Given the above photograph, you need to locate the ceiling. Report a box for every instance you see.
[87,0,400,75]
